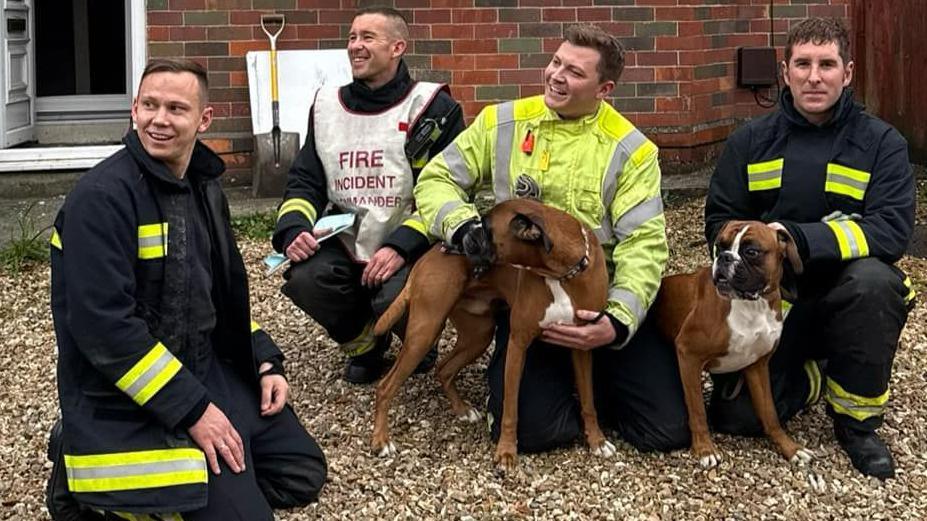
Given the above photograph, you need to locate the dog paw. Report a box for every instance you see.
[375,441,397,458]
[456,408,482,423]
[591,440,617,458]
[803,468,827,493]
[699,452,722,468]
[789,447,814,465]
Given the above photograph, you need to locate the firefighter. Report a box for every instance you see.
[46,59,326,520]
[273,7,464,384]
[705,17,915,479]
[413,24,691,454]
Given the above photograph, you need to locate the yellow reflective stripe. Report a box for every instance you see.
[824,180,865,201]
[251,320,262,333]
[803,360,822,406]
[825,377,888,422]
[341,321,376,357]
[50,228,63,250]
[138,223,168,259]
[904,276,916,305]
[65,448,207,493]
[277,198,317,224]
[827,163,871,183]
[115,342,182,406]
[826,220,869,259]
[746,158,783,191]
[746,158,784,174]
[402,215,428,236]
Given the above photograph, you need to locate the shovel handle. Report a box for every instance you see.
[261,15,285,105]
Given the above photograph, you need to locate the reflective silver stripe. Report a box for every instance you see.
[826,172,868,192]
[66,459,205,480]
[122,351,174,401]
[137,236,163,249]
[434,200,465,239]
[597,129,649,241]
[749,170,780,183]
[493,102,516,203]
[608,288,646,328]
[443,143,473,190]
[613,196,663,242]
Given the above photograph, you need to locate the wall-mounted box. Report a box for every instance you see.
[737,47,778,88]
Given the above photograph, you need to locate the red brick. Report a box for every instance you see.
[621,67,654,82]
[520,0,560,5]
[397,0,433,6]
[727,34,770,48]
[409,24,431,39]
[655,97,688,112]
[735,5,766,19]
[230,11,263,25]
[432,24,474,39]
[634,0,680,5]
[453,39,498,54]
[461,101,492,119]
[655,66,692,81]
[453,70,498,85]
[451,85,474,101]
[207,26,253,41]
[562,0,592,6]
[520,85,544,97]
[278,39,320,50]
[170,0,206,9]
[148,26,170,41]
[577,8,610,22]
[148,11,183,26]
[543,38,562,53]
[500,69,543,84]
[452,9,498,24]
[229,70,249,87]
[207,0,252,8]
[654,7,696,21]
[208,104,231,119]
[299,0,340,7]
[230,40,268,56]
[171,26,207,41]
[655,35,709,51]
[542,8,577,22]
[677,21,702,37]
[637,51,678,66]
[230,102,251,117]
[319,10,355,24]
[413,9,451,24]
[434,54,475,70]
[474,24,517,39]
[809,5,846,18]
[594,22,634,37]
[431,0,475,7]
[296,25,341,39]
[476,54,519,69]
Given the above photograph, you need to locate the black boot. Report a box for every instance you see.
[834,422,895,479]
[46,419,105,521]
[413,346,438,374]
[344,337,391,384]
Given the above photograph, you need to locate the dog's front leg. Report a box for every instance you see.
[676,348,720,468]
[494,330,535,472]
[742,354,813,465]
[571,350,616,458]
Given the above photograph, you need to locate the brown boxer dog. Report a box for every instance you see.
[370,198,616,471]
[654,220,812,468]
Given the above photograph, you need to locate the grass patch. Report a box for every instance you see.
[0,202,50,274]
[231,212,276,241]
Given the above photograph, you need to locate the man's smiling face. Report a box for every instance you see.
[347,13,405,90]
[543,41,614,119]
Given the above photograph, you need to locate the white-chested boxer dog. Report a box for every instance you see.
[653,220,812,468]
[370,198,615,471]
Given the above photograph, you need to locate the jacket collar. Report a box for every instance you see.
[343,59,413,110]
[123,131,225,188]
[779,88,861,129]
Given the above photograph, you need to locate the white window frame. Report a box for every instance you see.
[0,0,144,171]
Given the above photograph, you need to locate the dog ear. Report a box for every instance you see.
[509,213,553,253]
[775,227,803,276]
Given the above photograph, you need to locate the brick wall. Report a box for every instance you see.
[148,0,848,183]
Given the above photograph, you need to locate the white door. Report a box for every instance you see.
[0,0,35,148]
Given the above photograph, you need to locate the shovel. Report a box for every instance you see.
[252,14,299,198]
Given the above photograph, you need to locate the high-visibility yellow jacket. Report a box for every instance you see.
[413,96,667,345]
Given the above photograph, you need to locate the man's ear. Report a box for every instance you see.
[780,60,791,88]
[509,213,552,253]
[843,59,854,87]
[392,39,407,59]
[596,80,615,100]
[197,106,213,134]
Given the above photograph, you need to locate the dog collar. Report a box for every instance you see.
[509,226,591,281]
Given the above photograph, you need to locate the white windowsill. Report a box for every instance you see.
[0,145,124,172]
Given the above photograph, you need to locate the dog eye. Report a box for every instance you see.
[743,247,761,258]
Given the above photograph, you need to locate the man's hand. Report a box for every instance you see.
[285,228,332,262]
[540,310,617,350]
[188,403,245,475]
[361,246,405,287]
[259,361,288,416]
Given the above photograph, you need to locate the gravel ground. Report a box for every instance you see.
[2,195,927,520]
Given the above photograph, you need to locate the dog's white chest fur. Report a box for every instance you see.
[709,299,782,374]
[539,278,575,327]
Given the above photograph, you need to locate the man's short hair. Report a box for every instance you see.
[140,58,209,105]
[785,17,851,65]
[564,24,626,83]
[354,6,410,42]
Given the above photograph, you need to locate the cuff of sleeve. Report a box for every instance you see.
[259,355,287,381]
[604,303,637,350]
[796,221,839,263]
[175,396,210,431]
[382,226,431,262]
[606,313,629,348]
